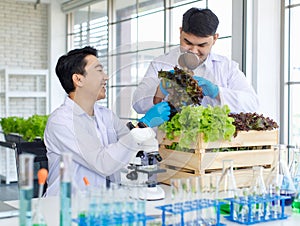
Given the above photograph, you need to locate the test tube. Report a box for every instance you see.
[170,178,183,226]
[60,153,73,226]
[19,153,35,226]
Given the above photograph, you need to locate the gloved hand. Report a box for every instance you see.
[139,102,171,127]
[193,76,219,98]
[159,70,175,96]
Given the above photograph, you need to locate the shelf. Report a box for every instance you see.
[0,68,49,184]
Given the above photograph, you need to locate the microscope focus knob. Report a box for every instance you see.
[126,171,138,180]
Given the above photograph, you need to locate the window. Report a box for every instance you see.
[284,2,300,145]
[66,0,234,123]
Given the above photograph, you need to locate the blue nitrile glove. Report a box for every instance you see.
[139,102,171,127]
[159,70,175,96]
[193,76,219,98]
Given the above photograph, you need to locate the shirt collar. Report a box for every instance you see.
[64,96,88,116]
[202,52,222,69]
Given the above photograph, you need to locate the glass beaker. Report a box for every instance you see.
[217,160,238,216]
[266,144,296,206]
[290,146,300,212]
[60,153,73,226]
[19,153,35,226]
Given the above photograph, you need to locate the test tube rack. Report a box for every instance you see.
[224,194,290,225]
[156,199,226,226]
[74,202,155,226]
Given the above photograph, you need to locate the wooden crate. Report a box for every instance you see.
[157,129,279,187]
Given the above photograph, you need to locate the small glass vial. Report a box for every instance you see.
[60,153,73,226]
[19,153,35,226]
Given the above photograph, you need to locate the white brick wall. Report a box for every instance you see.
[0,1,49,117]
[0,1,49,183]
[0,0,48,69]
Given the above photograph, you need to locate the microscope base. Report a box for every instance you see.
[138,185,165,201]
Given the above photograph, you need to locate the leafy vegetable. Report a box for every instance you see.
[0,116,25,135]
[229,112,279,136]
[158,66,203,111]
[0,115,49,142]
[159,105,236,148]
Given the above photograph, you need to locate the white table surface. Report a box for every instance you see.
[1,184,300,225]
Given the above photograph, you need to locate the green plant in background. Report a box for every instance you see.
[0,115,49,142]
[159,105,236,149]
[0,116,25,135]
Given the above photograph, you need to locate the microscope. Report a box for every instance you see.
[121,122,166,200]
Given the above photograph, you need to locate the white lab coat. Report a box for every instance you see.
[132,47,259,114]
[44,97,143,196]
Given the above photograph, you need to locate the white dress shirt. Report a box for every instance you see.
[132,47,259,114]
[44,97,143,196]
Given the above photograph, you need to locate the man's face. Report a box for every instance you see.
[179,29,219,62]
[81,55,108,101]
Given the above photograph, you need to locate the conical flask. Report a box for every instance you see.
[250,166,267,196]
[217,160,237,215]
[250,166,267,221]
[266,144,296,206]
[290,146,300,212]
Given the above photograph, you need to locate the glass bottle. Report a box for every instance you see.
[60,153,73,226]
[19,153,35,226]
[266,144,296,206]
[290,146,300,212]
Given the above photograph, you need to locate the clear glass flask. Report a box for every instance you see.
[60,153,73,226]
[19,153,35,226]
[290,146,300,212]
[217,160,238,216]
[266,144,296,206]
[250,166,267,221]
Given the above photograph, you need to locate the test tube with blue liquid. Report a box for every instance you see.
[60,153,72,226]
[19,153,35,226]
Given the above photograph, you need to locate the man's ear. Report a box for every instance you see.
[72,73,83,87]
[213,33,219,43]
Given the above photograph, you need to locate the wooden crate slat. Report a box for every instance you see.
[159,147,201,172]
[198,130,279,149]
[159,147,275,172]
[201,149,275,171]
[158,129,279,149]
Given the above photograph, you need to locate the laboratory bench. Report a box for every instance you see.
[1,184,300,226]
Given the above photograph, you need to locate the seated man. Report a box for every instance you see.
[44,46,170,196]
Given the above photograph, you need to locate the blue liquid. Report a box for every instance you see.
[60,182,71,226]
[19,187,33,226]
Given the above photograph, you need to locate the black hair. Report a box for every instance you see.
[55,46,98,94]
[182,8,219,37]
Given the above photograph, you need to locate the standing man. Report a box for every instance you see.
[132,8,259,114]
[44,46,170,196]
